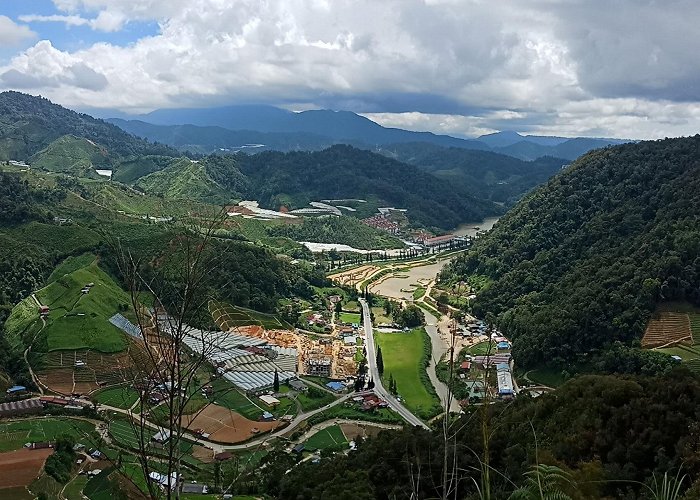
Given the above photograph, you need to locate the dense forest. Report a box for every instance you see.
[239,370,700,499]
[442,136,700,367]
[235,145,499,230]
[378,142,566,204]
[0,91,177,160]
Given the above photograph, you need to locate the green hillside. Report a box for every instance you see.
[443,136,700,367]
[135,157,240,204]
[29,134,114,178]
[0,91,178,161]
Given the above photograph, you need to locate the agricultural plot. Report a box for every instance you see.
[465,341,497,356]
[642,312,692,348]
[94,386,141,409]
[36,263,133,353]
[374,329,440,419]
[210,300,291,330]
[0,448,53,491]
[338,312,361,324]
[181,404,280,444]
[304,424,348,451]
[295,388,337,412]
[0,419,95,453]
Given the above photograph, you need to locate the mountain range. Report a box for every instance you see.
[106,104,631,160]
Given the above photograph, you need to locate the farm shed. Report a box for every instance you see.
[0,398,43,417]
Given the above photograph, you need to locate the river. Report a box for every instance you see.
[453,216,500,238]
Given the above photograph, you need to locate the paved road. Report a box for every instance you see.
[360,298,429,430]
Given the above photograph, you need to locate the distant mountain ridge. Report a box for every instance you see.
[108,105,632,161]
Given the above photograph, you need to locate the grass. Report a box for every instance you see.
[48,253,97,284]
[64,475,90,500]
[94,386,141,409]
[412,287,426,300]
[304,424,348,451]
[374,328,441,419]
[0,418,96,452]
[655,344,700,361]
[210,378,263,420]
[308,404,402,425]
[210,300,292,330]
[371,306,393,325]
[526,367,567,388]
[338,312,361,324]
[36,262,131,353]
[465,341,497,356]
[295,387,337,412]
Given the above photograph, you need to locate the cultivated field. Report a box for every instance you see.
[210,300,291,330]
[0,448,53,490]
[0,419,95,453]
[374,328,440,418]
[642,312,692,348]
[304,424,347,451]
[328,265,380,286]
[180,404,280,444]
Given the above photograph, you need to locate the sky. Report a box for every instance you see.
[1,0,699,139]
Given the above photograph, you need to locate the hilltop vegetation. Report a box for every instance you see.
[29,134,113,178]
[235,145,498,230]
[0,91,177,161]
[443,136,700,367]
[379,142,566,205]
[268,216,404,250]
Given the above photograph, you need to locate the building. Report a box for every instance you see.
[496,363,514,397]
[6,385,27,396]
[289,379,307,392]
[148,471,179,490]
[261,411,274,421]
[182,483,208,495]
[497,341,511,350]
[152,429,171,444]
[0,398,43,417]
[292,443,305,454]
[326,381,345,392]
[307,357,332,377]
[259,395,280,406]
[459,361,471,372]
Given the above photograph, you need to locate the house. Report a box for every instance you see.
[292,443,305,454]
[6,385,27,395]
[289,379,307,392]
[259,394,280,407]
[152,429,171,444]
[182,483,208,494]
[459,361,471,372]
[261,411,274,421]
[307,357,332,377]
[148,471,179,489]
[497,341,511,350]
[343,335,357,345]
[496,363,514,397]
[39,306,49,316]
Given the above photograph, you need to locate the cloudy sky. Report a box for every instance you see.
[1,0,699,139]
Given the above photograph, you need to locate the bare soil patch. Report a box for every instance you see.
[0,448,53,489]
[181,404,281,444]
[340,422,387,441]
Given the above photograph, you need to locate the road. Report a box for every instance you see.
[360,298,429,430]
[422,308,462,413]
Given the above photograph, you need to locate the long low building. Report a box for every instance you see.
[495,363,514,397]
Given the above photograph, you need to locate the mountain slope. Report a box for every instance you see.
[376,142,566,205]
[0,91,178,161]
[29,134,114,178]
[235,145,498,230]
[442,136,700,366]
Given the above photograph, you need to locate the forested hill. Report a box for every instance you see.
[443,136,700,366]
[235,145,499,230]
[376,142,566,205]
[0,91,177,161]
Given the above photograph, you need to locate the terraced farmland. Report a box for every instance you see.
[642,312,692,348]
[209,300,291,330]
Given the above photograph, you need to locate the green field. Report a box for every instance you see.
[295,387,337,412]
[36,262,131,352]
[94,386,141,409]
[48,253,97,284]
[374,329,440,419]
[339,312,361,324]
[210,378,263,420]
[0,418,96,452]
[465,341,497,356]
[304,424,348,451]
[525,367,567,388]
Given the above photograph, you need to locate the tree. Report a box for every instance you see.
[376,346,384,376]
[273,369,280,393]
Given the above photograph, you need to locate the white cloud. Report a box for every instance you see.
[2,0,700,138]
[0,16,36,45]
[19,12,125,32]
